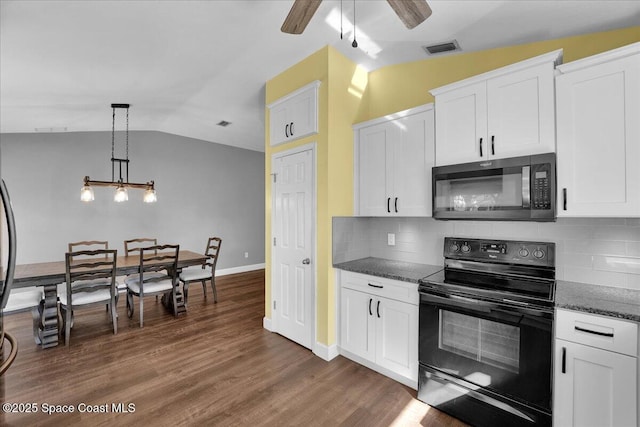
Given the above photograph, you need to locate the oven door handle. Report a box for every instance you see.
[420,291,490,313]
[419,290,553,321]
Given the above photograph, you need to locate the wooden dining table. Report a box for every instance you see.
[2,250,208,348]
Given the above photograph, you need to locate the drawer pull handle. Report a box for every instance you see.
[367,283,384,289]
[561,347,566,374]
[574,326,614,338]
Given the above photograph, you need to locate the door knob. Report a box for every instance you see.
[302,258,311,265]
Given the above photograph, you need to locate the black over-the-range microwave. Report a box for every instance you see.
[432,153,556,221]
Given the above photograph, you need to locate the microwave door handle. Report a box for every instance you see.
[522,166,531,208]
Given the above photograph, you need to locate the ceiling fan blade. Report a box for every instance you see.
[386,0,432,29]
[281,0,323,34]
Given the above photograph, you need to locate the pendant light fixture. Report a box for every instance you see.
[81,104,156,203]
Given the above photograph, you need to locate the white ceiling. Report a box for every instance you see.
[1,1,639,152]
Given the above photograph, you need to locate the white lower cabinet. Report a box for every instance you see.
[339,271,418,388]
[554,309,638,427]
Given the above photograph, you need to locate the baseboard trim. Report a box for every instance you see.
[263,316,273,331]
[313,342,339,361]
[217,263,265,276]
[339,347,417,390]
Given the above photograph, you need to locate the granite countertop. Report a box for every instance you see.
[333,257,442,284]
[334,257,640,323]
[556,280,640,323]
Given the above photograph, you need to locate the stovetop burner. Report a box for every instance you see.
[419,237,556,308]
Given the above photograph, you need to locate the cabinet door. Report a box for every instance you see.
[289,87,318,142]
[269,82,319,146]
[340,288,375,362]
[357,123,397,216]
[556,55,640,216]
[554,339,637,427]
[393,110,434,216]
[434,81,487,166]
[269,104,290,146]
[487,63,556,159]
[375,297,418,382]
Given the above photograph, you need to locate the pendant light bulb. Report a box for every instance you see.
[80,184,94,202]
[144,187,157,203]
[114,184,128,202]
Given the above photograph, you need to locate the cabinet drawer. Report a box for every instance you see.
[340,271,418,305]
[556,309,638,357]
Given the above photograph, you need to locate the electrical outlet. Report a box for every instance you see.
[387,233,395,246]
[244,252,249,258]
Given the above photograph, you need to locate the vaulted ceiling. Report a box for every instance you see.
[1,1,639,152]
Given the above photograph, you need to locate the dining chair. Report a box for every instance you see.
[179,237,222,305]
[67,240,124,305]
[124,238,158,257]
[125,244,180,328]
[60,248,118,346]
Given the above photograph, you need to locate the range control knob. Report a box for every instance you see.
[533,249,545,259]
[518,248,530,258]
[461,243,471,253]
[449,243,460,253]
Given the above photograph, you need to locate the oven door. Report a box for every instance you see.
[418,290,552,426]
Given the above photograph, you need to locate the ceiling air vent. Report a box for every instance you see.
[423,40,461,56]
[217,120,232,127]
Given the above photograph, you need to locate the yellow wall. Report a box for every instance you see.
[265,26,640,348]
[361,26,640,122]
[264,46,362,345]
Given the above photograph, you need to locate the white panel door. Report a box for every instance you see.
[487,63,556,159]
[375,297,418,382]
[273,148,314,349]
[556,54,640,216]
[554,339,637,427]
[434,81,487,166]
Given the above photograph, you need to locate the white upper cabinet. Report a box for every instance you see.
[354,104,435,216]
[556,42,640,217]
[268,80,320,146]
[431,50,562,166]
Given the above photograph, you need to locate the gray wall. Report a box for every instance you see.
[333,216,640,291]
[0,131,264,269]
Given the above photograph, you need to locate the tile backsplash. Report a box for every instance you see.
[333,217,640,291]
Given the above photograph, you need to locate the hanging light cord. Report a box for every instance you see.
[111,107,116,182]
[352,0,358,48]
[340,0,343,39]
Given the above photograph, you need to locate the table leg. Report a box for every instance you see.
[33,285,59,348]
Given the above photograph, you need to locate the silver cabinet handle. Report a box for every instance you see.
[302,258,311,265]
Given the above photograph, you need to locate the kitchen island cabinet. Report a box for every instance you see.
[556,42,640,217]
[431,49,562,166]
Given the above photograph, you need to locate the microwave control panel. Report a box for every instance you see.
[531,163,552,210]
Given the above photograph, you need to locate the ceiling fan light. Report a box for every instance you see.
[114,184,128,203]
[80,184,94,202]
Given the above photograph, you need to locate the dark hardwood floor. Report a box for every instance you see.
[1,270,467,426]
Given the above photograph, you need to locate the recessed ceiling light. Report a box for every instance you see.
[217,120,232,127]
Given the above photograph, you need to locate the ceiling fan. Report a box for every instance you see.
[281,0,432,35]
